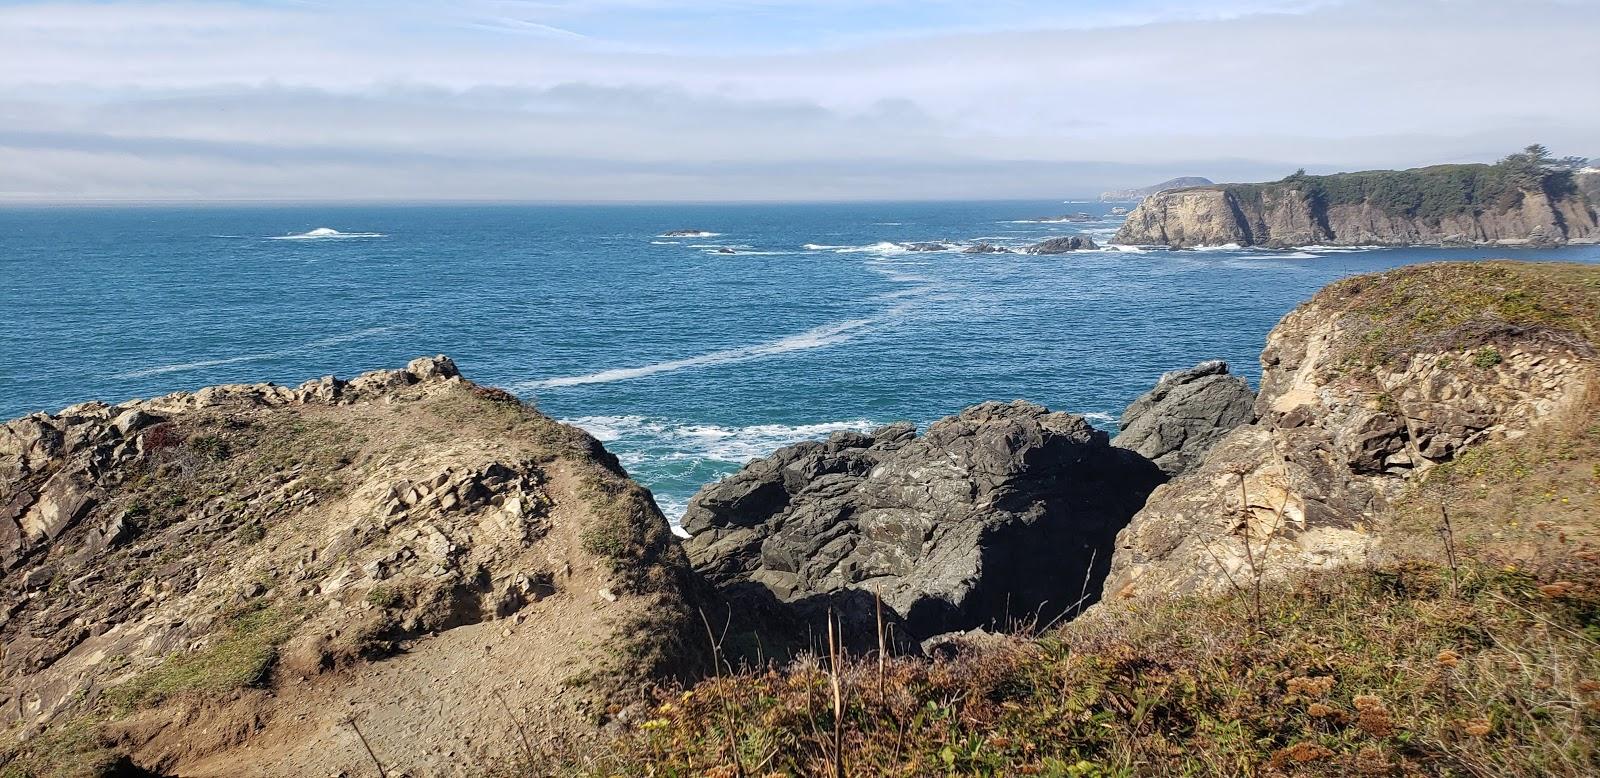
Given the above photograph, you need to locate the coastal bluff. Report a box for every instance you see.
[1115,153,1600,248]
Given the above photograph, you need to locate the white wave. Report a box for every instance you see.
[1245,251,1321,260]
[1294,245,1388,253]
[567,415,882,465]
[269,227,386,240]
[115,325,399,379]
[657,231,721,238]
[872,222,905,226]
[1103,244,1153,253]
[1189,243,1244,252]
[650,240,679,245]
[515,318,876,390]
[1083,411,1118,424]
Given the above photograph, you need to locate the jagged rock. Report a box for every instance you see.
[1025,236,1099,254]
[0,357,706,775]
[962,242,1012,254]
[683,402,1165,650]
[903,242,951,252]
[1105,263,1600,601]
[1111,360,1256,475]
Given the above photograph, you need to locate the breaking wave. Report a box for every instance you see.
[269,227,386,240]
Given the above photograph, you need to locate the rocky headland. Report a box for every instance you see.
[6,262,1600,775]
[1099,176,1214,203]
[1115,150,1600,248]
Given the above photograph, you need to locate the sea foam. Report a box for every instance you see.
[269,227,386,240]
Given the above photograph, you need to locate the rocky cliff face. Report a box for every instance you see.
[1105,262,1600,599]
[1115,174,1600,248]
[1,358,705,775]
[681,402,1164,650]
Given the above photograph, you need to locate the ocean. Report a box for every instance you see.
[4,201,1598,520]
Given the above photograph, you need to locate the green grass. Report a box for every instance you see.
[107,603,298,711]
[531,561,1600,777]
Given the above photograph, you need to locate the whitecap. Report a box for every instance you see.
[269,227,386,240]
[657,231,722,238]
[1083,412,1118,425]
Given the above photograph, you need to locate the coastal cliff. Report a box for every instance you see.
[7,264,1600,775]
[1,358,706,775]
[1115,151,1600,248]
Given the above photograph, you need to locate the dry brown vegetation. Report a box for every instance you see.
[530,558,1598,778]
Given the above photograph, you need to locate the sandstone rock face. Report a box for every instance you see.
[0,357,704,775]
[1114,180,1600,248]
[1026,236,1099,254]
[1111,360,1256,476]
[682,401,1165,649]
[1105,263,1600,600]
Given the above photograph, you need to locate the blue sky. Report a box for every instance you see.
[0,0,1594,201]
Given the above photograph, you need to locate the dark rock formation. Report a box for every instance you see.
[1111,360,1256,475]
[903,242,952,252]
[1026,236,1099,254]
[962,242,1012,254]
[682,401,1165,650]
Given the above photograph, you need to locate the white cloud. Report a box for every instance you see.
[0,0,1594,200]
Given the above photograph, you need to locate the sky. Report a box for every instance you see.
[0,0,1595,202]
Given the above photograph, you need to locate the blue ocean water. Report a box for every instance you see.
[4,202,1598,519]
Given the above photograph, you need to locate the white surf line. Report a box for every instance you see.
[115,325,401,379]
[513,318,876,390]
[517,241,942,391]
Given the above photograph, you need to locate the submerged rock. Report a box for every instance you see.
[903,242,952,252]
[1026,236,1099,254]
[1111,360,1255,476]
[682,401,1165,651]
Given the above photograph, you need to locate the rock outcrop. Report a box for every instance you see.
[1025,236,1098,254]
[962,242,1013,254]
[1105,263,1600,600]
[1114,164,1600,248]
[0,358,705,775]
[681,402,1165,650]
[1111,360,1256,475]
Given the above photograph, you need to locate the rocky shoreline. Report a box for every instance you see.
[5,261,1600,774]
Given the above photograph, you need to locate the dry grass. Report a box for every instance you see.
[529,560,1600,777]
